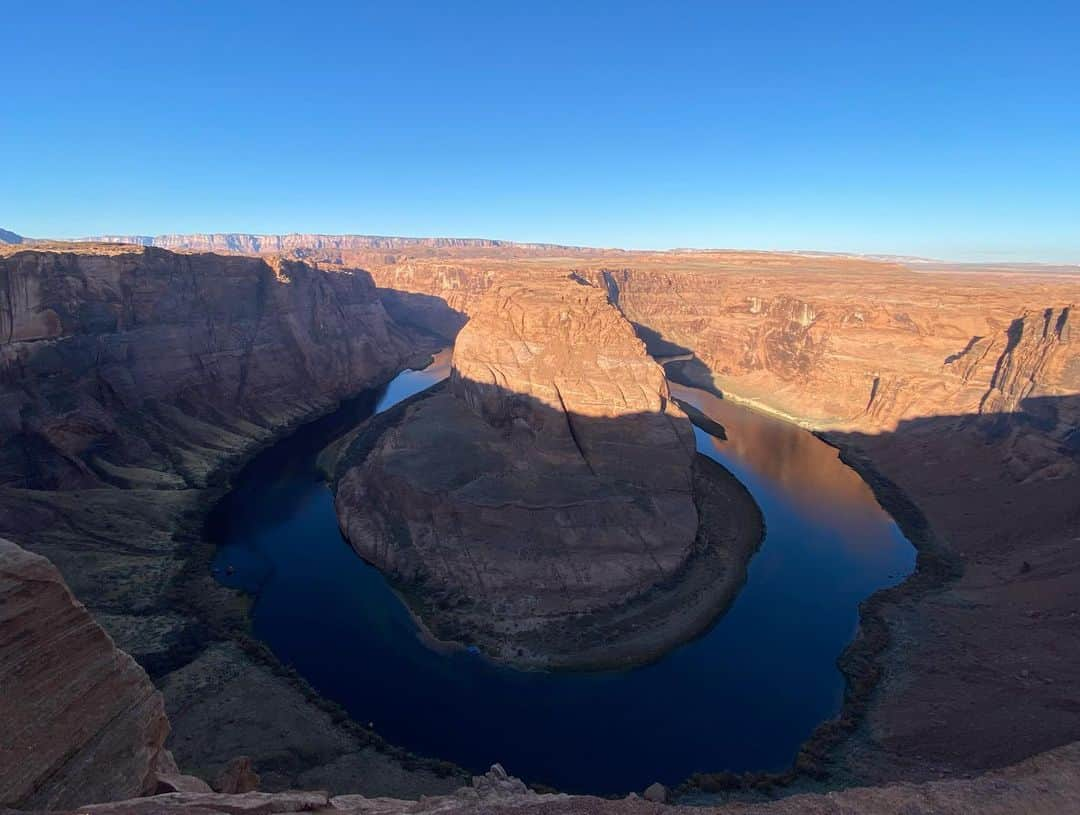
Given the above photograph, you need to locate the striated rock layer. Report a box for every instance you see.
[0,538,173,809]
[334,276,762,667]
[0,244,411,489]
[0,243,460,797]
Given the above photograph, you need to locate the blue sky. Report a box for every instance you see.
[2,1,1078,261]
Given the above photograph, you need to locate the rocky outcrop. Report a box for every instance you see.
[213,757,260,794]
[49,743,1080,814]
[449,277,692,488]
[334,275,761,667]
[0,538,173,809]
[588,264,1078,436]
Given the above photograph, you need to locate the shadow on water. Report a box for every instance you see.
[208,349,915,795]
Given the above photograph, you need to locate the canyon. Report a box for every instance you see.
[1,232,1079,812]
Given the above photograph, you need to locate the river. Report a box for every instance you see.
[208,350,914,794]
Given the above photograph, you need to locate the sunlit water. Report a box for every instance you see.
[208,352,914,794]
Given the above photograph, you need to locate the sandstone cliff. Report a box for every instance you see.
[0,538,173,809]
[0,244,459,797]
[334,275,761,667]
[0,245,412,489]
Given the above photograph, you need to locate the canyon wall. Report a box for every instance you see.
[0,244,460,797]
[3,235,1078,802]
[363,255,1079,438]
[0,244,412,490]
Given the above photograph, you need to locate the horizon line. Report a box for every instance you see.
[3,226,1078,269]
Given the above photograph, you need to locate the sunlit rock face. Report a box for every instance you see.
[335,275,729,668]
[0,244,447,793]
[450,277,692,489]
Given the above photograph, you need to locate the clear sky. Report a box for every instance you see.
[2,1,1078,261]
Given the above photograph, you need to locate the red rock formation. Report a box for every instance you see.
[334,275,760,667]
[0,243,457,797]
[0,538,173,809]
[0,245,413,489]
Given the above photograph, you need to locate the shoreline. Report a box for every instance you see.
[166,362,473,789]
[665,379,960,800]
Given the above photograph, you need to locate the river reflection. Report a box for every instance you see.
[670,383,897,551]
[208,353,915,795]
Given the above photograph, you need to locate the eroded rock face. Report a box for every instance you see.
[333,276,755,667]
[450,278,693,489]
[0,246,412,490]
[0,538,173,809]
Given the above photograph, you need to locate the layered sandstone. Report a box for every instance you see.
[0,245,412,489]
[334,275,761,667]
[0,244,459,796]
[0,538,173,809]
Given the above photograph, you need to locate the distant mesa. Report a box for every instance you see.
[0,228,23,244]
[73,232,589,254]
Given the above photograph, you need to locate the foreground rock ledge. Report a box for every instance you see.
[44,745,1080,814]
[333,276,763,667]
[0,538,175,809]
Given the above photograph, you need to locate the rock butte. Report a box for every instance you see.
[1,232,1079,810]
[332,275,762,667]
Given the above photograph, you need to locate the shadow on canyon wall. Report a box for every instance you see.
[375,287,467,345]
[800,393,1080,782]
[0,251,420,491]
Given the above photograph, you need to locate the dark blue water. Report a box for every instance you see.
[208,353,914,794]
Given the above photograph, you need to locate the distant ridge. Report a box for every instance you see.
[74,232,593,255]
[0,228,24,244]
